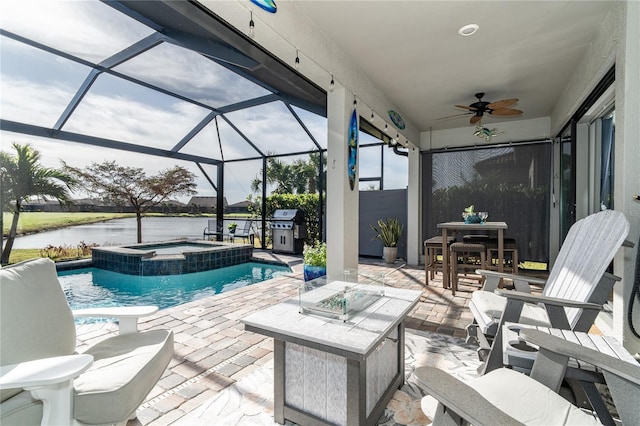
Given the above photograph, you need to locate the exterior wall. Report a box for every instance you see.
[359,189,407,259]
[551,1,640,353]
[616,1,640,353]
[549,3,623,135]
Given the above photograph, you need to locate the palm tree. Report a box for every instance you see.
[251,152,326,195]
[0,143,77,264]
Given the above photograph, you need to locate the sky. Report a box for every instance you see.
[0,0,407,205]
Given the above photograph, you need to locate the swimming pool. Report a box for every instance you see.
[58,261,291,315]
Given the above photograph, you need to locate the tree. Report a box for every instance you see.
[64,161,196,243]
[251,152,325,195]
[0,143,77,264]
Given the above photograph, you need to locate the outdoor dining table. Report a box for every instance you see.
[437,221,508,290]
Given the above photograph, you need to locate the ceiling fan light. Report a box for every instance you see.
[458,24,479,37]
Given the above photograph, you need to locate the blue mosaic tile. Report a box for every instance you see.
[92,241,254,276]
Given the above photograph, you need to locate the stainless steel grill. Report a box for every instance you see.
[271,209,306,254]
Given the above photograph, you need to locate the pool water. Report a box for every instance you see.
[58,262,291,315]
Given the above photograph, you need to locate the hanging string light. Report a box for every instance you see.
[241,4,410,147]
[249,10,255,39]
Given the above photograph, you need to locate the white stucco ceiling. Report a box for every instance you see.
[293,1,614,131]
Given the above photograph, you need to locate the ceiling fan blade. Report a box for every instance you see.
[490,108,523,116]
[470,115,482,124]
[437,112,472,120]
[454,105,474,111]
[488,98,518,109]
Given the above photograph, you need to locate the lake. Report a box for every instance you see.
[9,217,256,249]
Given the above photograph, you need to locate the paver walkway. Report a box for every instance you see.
[74,251,512,425]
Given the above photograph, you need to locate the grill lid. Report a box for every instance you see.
[272,209,304,221]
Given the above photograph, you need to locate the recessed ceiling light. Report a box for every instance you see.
[458,24,479,37]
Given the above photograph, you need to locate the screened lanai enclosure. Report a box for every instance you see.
[0,0,409,248]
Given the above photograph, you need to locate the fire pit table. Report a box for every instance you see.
[242,281,421,426]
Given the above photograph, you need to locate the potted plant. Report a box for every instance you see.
[371,218,404,264]
[303,242,326,281]
[228,222,238,233]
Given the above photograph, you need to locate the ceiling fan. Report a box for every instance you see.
[440,92,523,125]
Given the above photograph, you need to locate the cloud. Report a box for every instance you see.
[0,74,79,127]
[0,0,407,203]
[224,102,318,155]
[113,42,271,108]
[63,76,211,150]
[1,1,153,64]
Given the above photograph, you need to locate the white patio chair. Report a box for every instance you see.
[0,258,174,425]
[467,209,629,373]
[415,328,640,425]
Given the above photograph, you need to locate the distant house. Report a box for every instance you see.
[22,197,65,212]
[187,196,228,213]
[70,198,107,212]
[227,200,251,214]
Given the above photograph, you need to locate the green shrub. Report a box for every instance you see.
[303,242,326,266]
[249,193,323,244]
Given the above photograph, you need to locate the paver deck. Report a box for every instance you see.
[74,251,529,425]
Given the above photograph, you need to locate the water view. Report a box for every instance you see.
[10,217,255,249]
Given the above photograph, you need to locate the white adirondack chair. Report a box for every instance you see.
[415,328,640,425]
[467,209,629,373]
[0,258,174,425]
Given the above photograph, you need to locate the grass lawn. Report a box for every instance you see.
[2,212,135,235]
[7,249,48,264]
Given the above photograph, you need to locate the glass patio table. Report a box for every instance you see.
[437,221,508,290]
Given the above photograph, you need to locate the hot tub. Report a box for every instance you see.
[91,239,253,276]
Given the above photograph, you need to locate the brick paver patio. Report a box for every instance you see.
[75,251,494,425]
